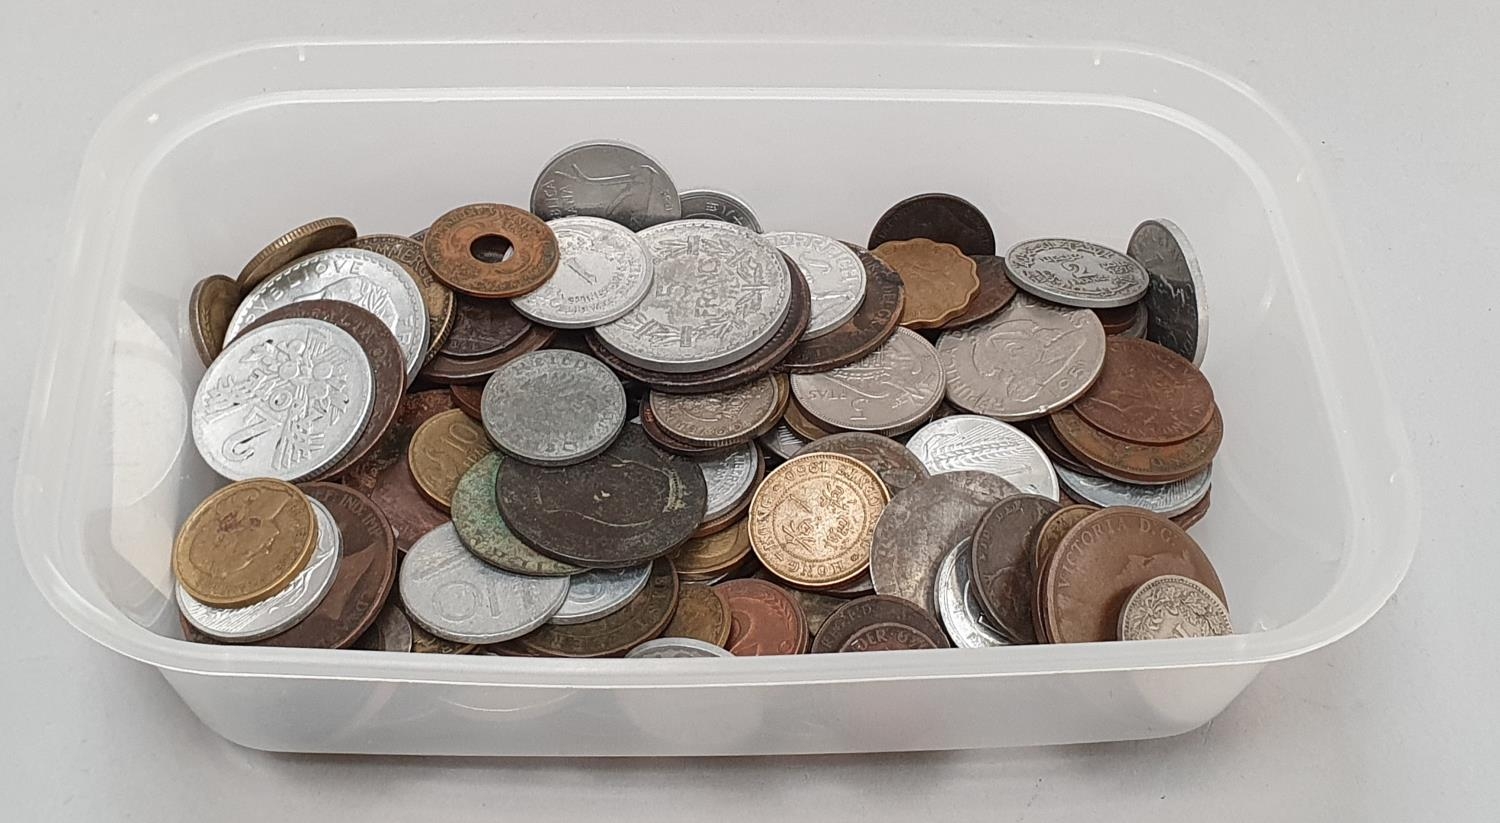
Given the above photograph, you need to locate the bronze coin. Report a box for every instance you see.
[840,622,941,652]
[969,494,1061,644]
[783,397,836,440]
[639,401,739,458]
[1093,302,1142,335]
[422,203,560,298]
[810,594,949,653]
[868,192,996,256]
[240,300,405,481]
[188,274,240,366]
[1171,488,1212,530]
[939,255,1017,329]
[670,519,754,578]
[235,216,357,294]
[873,238,980,329]
[410,619,477,654]
[450,383,483,420]
[172,478,318,609]
[342,390,456,551]
[516,558,679,657]
[496,425,708,568]
[1032,503,1099,573]
[663,582,732,647]
[794,431,930,494]
[821,568,875,599]
[778,244,906,374]
[440,294,533,358]
[418,324,558,385]
[784,587,847,637]
[646,374,785,448]
[1019,417,1093,475]
[406,409,491,511]
[347,234,456,362]
[1050,405,1222,485]
[1041,507,1226,644]
[715,578,809,656]
[1072,338,1215,445]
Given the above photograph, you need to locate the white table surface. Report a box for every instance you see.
[2,1,1494,819]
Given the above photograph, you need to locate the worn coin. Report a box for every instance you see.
[450,383,483,420]
[407,408,491,511]
[811,594,949,654]
[697,441,761,521]
[1093,302,1141,335]
[342,390,456,552]
[939,254,1017,329]
[783,397,837,440]
[638,401,735,457]
[937,293,1106,421]
[1050,405,1222,484]
[421,324,558,385]
[934,538,1009,648]
[353,601,414,652]
[235,216,357,294]
[1172,489,1212,530]
[517,558,678,657]
[748,453,889,587]
[820,569,875,598]
[678,188,761,231]
[716,578,809,656]
[840,622,941,652]
[1005,238,1149,309]
[400,522,569,644]
[410,618,477,654]
[1129,219,1208,366]
[868,192,996,256]
[647,375,783,448]
[904,415,1059,499]
[763,231,867,339]
[451,452,582,576]
[531,141,682,231]
[481,349,626,466]
[970,494,1060,644]
[791,327,944,433]
[1056,464,1211,518]
[1020,417,1093,475]
[758,422,810,461]
[794,431,929,494]
[1118,574,1232,641]
[626,637,733,658]
[510,216,653,328]
[661,583,733,646]
[423,203,560,298]
[347,234,456,362]
[189,274,240,366]
[550,563,653,625]
[671,519,754,579]
[873,238,980,328]
[779,243,906,373]
[440,294,533,358]
[173,478,319,608]
[1031,504,1099,573]
[1073,337,1215,445]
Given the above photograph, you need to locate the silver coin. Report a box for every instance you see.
[191,317,375,482]
[1121,303,1150,338]
[1056,464,1211,517]
[790,328,944,433]
[696,441,760,521]
[226,248,429,384]
[530,140,682,232]
[757,422,810,461]
[1128,219,1208,365]
[480,350,626,467]
[399,522,569,644]
[354,601,414,652]
[177,497,343,643]
[937,293,1106,421]
[549,563,652,626]
[1005,238,1149,308]
[595,220,792,373]
[678,188,763,232]
[511,216,654,329]
[934,538,1009,648]
[762,231,867,339]
[625,637,734,658]
[1118,574,1232,640]
[905,414,1059,500]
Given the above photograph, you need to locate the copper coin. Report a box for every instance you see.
[784,587,846,637]
[342,390,455,551]
[867,192,996,256]
[235,216,357,294]
[450,383,483,420]
[418,324,558,385]
[188,274,240,366]
[1093,302,1142,335]
[1031,504,1099,573]
[794,431,930,495]
[810,594,949,653]
[939,255,1017,329]
[1072,338,1215,445]
[422,203,560,298]
[440,294,533,358]
[1042,507,1226,644]
[662,582,732,647]
[410,619,477,654]
[670,519,754,578]
[406,409,491,511]
[1050,405,1222,484]
[748,453,888,588]
[1019,417,1093,475]
[172,478,318,608]
[840,622,941,652]
[496,425,708,568]
[715,578,809,656]
[638,402,738,457]
[348,234,457,362]
[873,238,980,329]
[1171,488,1212,530]
[969,494,1060,644]
[778,244,906,374]
[515,558,678,657]
[646,375,785,448]
[783,397,836,440]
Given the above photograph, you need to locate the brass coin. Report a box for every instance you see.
[670,520,754,578]
[662,583,732,647]
[873,238,980,329]
[1031,504,1099,573]
[748,453,889,588]
[1072,337,1216,445]
[516,558,679,657]
[235,216,357,294]
[647,374,785,448]
[406,409,491,511]
[423,203,560,298]
[1050,405,1222,485]
[188,274,240,366]
[172,478,319,608]
[348,234,456,363]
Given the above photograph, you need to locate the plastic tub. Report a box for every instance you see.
[15,37,1418,756]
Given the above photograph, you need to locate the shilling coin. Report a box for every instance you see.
[406,409,491,511]
[697,441,761,521]
[1129,219,1208,366]
[1005,238,1149,309]
[790,327,944,434]
[868,193,996,256]
[678,188,762,232]
[422,203,560,299]
[191,317,375,482]
[647,375,785,448]
[550,563,653,625]
[235,216,357,294]
[748,453,889,588]
[531,141,682,232]
[873,238,981,329]
[794,431,929,495]
[172,478,319,609]
[811,594,949,654]
[347,234,457,363]
[354,601,414,652]
[934,538,1009,648]
[661,583,733,646]
[480,350,626,467]
[904,415,1059,500]
[1055,464,1211,517]
[451,452,582,576]
[715,578,809,656]
[779,243,906,373]
[626,637,734,658]
[188,274,240,366]
[1072,337,1215,445]
[1118,574,1232,641]
[940,255,1017,329]
[516,558,679,657]
[762,231,867,340]
[969,494,1060,644]
[758,422,810,461]
[511,216,654,328]
[341,390,456,552]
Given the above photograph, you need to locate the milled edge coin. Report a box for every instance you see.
[189,274,240,366]
[1129,218,1208,366]
[235,216,357,294]
[1005,238,1149,308]
[758,422,810,461]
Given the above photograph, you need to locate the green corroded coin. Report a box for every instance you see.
[451,452,582,576]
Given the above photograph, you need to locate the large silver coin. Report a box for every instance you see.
[678,188,763,232]
[595,220,792,373]
[697,441,760,521]
[1056,464,1211,517]
[1005,238,1149,308]
[530,140,682,232]
[480,350,626,467]
[399,522,569,644]
[934,538,1009,648]
[937,294,1106,421]
[191,317,375,482]
[905,414,1059,500]
[790,328,944,433]
[757,422,810,461]
[625,637,734,659]
[226,248,429,384]
[177,497,343,643]
[511,216,654,329]
[549,563,653,626]
[1128,218,1208,366]
[762,231,867,339]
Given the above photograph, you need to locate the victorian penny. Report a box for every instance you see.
[1073,337,1215,445]
[778,243,906,374]
[794,431,929,494]
[439,294,533,358]
[341,390,455,552]
[715,578,809,656]
[670,519,754,579]
[1050,405,1222,484]
[172,478,318,608]
[515,558,679,657]
[419,324,558,385]
[662,582,732,647]
[235,216,357,294]
[406,409,491,511]
[646,375,784,448]
[810,595,949,654]
[1118,574,1232,641]
[840,622,942,652]
[790,327,945,434]
[1032,504,1099,573]
[188,274,240,366]
[939,255,1017,329]
[423,203,560,298]
[748,453,889,588]
[451,452,582,576]
[969,494,1060,644]
[450,383,483,420]
[868,192,996,256]
[348,234,456,361]
[872,238,980,329]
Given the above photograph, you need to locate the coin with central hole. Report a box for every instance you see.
[480,350,626,467]
[969,494,1060,644]
[904,415,1059,499]
[790,327,944,434]
[515,558,679,657]
[748,453,888,588]
[510,216,654,329]
[763,231,867,340]
[423,202,560,298]
[1005,238,1149,309]
[531,141,682,232]
[678,188,761,231]
[451,452,582,576]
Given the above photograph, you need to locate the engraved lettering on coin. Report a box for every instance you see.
[1072,337,1215,445]
[905,414,1059,500]
[763,231,867,339]
[516,558,679,658]
[531,141,682,232]
[1118,574,1232,640]
[839,621,940,652]
[647,375,782,445]
[1005,238,1149,308]
[677,188,762,232]
[1128,218,1208,366]
[347,233,456,362]
[748,453,889,587]
[406,409,492,511]
[811,594,949,653]
[511,216,654,328]
[480,350,626,466]
[790,328,944,433]
[236,217,357,294]
[969,494,1060,644]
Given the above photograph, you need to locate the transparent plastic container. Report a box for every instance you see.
[15,37,1418,755]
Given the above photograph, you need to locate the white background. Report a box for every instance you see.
[2,1,1494,819]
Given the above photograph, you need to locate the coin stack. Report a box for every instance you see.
[174,140,1228,657]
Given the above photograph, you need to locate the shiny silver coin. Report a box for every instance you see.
[678,188,763,232]
[481,350,626,467]
[757,422,810,461]
[595,220,792,373]
[905,414,1059,500]
[625,637,734,658]
[549,563,653,626]
[762,231,867,339]
[511,216,654,329]
[1056,464,1211,517]
[934,538,1009,648]
[530,140,682,232]
[354,601,414,652]
[226,248,429,383]
[937,293,1106,421]
[191,317,375,482]
[790,328,944,433]
[399,522,569,644]
[177,497,343,642]
[1005,238,1149,309]
[1128,218,1207,365]
[696,441,761,521]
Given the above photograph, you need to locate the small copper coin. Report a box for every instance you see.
[450,383,483,420]
[1050,405,1222,484]
[663,583,732,647]
[939,255,1017,329]
[422,203,560,298]
[342,390,455,552]
[1032,504,1099,573]
[867,192,996,256]
[873,238,980,329]
[783,397,837,440]
[348,234,456,362]
[1171,489,1212,530]
[794,431,930,494]
[749,453,888,588]
[638,402,737,457]
[419,324,558,385]
[969,494,1061,644]
[1093,302,1142,335]
[173,478,318,609]
[235,216,357,294]
[840,622,941,652]
[647,375,785,448]
[516,558,678,657]
[188,274,240,366]
[811,594,949,654]
[1073,338,1216,445]
[778,244,906,374]
[715,578,809,656]
[440,295,533,358]
[410,619,477,654]
[670,520,754,578]
[406,409,491,511]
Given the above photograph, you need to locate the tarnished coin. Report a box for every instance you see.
[1118,574,1232,641]
[627,637,734,658]
[763,231,867,340]
[795,432,929,494]
[342,390,455,552]
[531,141,682,232]
[1005,238,1149,309]
[780,587,845,638]
[1073,337,1215,445]
[904,415,1059,499]
[399,522,569,644]
[873,238,980,329]
[758,422,810,461]
[937,293,1106,421]
[940,255,1017,329]
[1055,464,1211,517]
[1172,489,1212,530]
[790,327,944,433]
[1050,405,1222,484]
[235,216,357,294]
[422,203,560,299]
[868,192,996,256]
[715,578,809,656]
[516,558,679,657]
[550,563,653,625]
[970,494,1060,644]
[1122,303,1149,338]
[811,594,949,654]
[869,471,1019,616]
[421,324,557,385]
[173,478,319,609]
[1032,504,1099,572]
[783,397,836,441]
[647,375,784,448]
[748,453,889,587]
[406,409,491,511]
[934,539,1008,648]
[480,350,626,466]
[496,425,708,567]
[410,620,476,654]
[697,442,762,521]
[354,601,414,652]
[670,520,754,579]
[440,295,533,358]
[511,216,654,328]
[678,188,762,231]
[840,622,941,652]
[780,243,906,373]
[188,274,240,366]
[1094,302,1141,335]
[821,569,875,598]
[1129,219,1208,366]
[347,234,456,362]
[661,583,733,647]
[451,452,582,576]
[1021,417,1092,475]
[450,383,483,420]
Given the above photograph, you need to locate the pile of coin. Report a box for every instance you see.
[174,140,1227,657]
